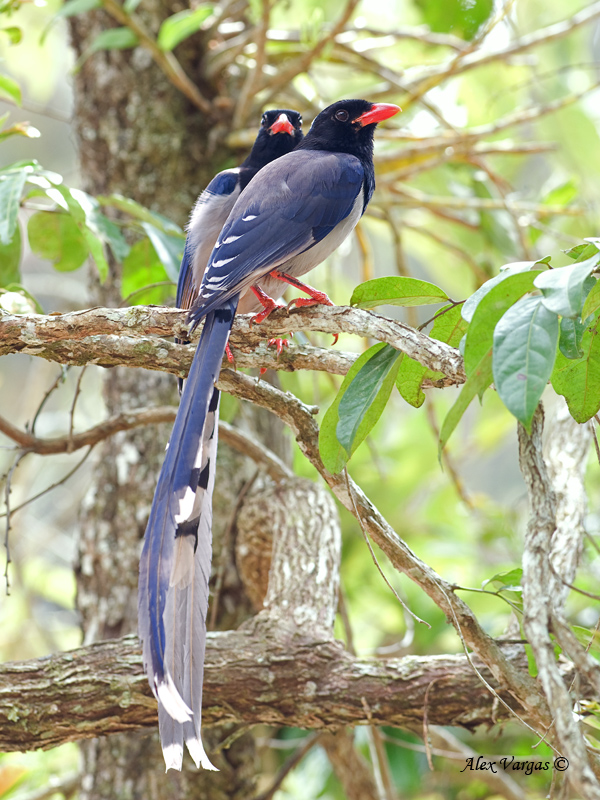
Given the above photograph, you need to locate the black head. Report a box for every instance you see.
[243,109,304,170]
[299,99,400,160]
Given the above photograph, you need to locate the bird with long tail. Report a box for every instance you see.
[138,98,400,771]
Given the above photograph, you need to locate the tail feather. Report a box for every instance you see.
[138,299,237,771]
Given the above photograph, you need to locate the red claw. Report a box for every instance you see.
[225,342,235,365]
[268,337,289,357]
[250,285,282,323]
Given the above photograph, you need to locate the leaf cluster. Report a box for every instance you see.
[318,244,600,471]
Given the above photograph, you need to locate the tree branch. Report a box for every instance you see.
[518,407,600,795]
[214,370,557,738]
[0,305,466,384]
[0,633,528,753]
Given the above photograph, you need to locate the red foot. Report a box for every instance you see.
[225,342,235,364]
[267,269,337,343]
[250,285,282,324]
[268,337,289,357]
[269,270,334,308]
[287,292,333,309]
[259,338,290,375]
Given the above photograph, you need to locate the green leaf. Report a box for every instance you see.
[564,242,599,262]
[77,27,139,67]
[571,626,600,658]
[61,0,101,14]
[396,304,467,408]
[559,317,588,360]
[483,568,523,593]
[157,5,214,51]
[141,222,183,282]
[582,279,600,321]
[91,27,139,52]
[534,256,600,318]
[1,26,22,44]
[49,185,110,280]
[493,296,559,430]
[462,261,545,323]
[439,350,493,452]
[319,343,400,473]
[0,166,28,244]
[542,179,578,208]
[464,270,543,376]
[0,73,21,105]
[97,193,183,235]
[336,344,402,458]
[350,276,449,310]
[41,0,101,43]
[71,188,130,261]
[27,211,89,271]
[0,221,21,286]
[413,0,493,40]
[395,356,426,408]
[121,239,171,304]
[482,568,523,613]
[551,316,600,423]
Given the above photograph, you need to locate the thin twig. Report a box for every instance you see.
[1,447,94,521]
[261,0,361,102]
[403,1,600,98]
[233,0,272,127]
[3,451,29,594]
[343,469,429,628]
[0,409,293,482]
[30,367,68,435]
[68,366,87,451]
[251,733,322,800]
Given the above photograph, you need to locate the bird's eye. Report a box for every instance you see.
[298,116,302,125]
[335,109,349,122]
[261,114,268,125]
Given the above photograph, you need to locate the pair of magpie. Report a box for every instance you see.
[138,99,400,771]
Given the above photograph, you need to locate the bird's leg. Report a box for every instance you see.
[250,285,283,324]
[269,269,334,308]
[269,270,338,345]
[250,284,290,373]
[225,343,235,364]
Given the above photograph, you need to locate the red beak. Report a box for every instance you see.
[269,113,295,135]
[355,103,401,127]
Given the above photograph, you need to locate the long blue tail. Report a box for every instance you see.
[138,298,237,771]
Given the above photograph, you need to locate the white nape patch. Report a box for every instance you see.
[212,256,236,268]
[242,213,257,221]
[186,735,219,771]
[156,674,193,723]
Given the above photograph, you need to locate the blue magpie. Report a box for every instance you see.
[138,99,400,771]
[176,109,303,323]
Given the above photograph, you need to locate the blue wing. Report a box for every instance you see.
[176,169,242,313]
[189,150,364,324]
